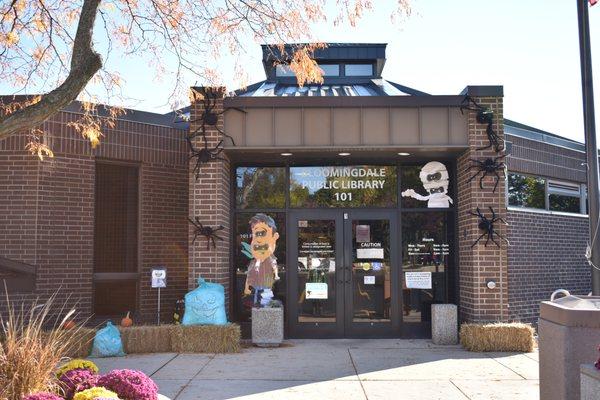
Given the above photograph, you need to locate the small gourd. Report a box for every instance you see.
[121,311,133,327]
[62,320,76,330]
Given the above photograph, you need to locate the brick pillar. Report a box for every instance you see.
[188,87,231,301]
[457,86,509,322]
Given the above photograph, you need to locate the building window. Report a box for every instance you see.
[508,173,546,209]
[319,64,340,76]
[548,180,583,213]
[344,63,373,76]
[275,64,295,77]
[508,172,586,214]
[94,163,139,316]
[236,167,286,209]
[289,166,397,208]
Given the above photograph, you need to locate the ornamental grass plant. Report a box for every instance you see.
[0,292,88,400]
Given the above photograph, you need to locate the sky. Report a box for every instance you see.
[4,0,600,143]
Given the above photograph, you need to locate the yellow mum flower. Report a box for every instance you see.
[73,387,120,400]
[56,359,99,378]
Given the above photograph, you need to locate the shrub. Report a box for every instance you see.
[72,387,120,400]
[58,369,99,400]
[22,393,63,400]
[56,360,99,379]
[0,294,88,400]
[97,370,157,400]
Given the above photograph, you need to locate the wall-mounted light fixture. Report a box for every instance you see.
[398,152,410,156]
[486,280,497,290]
[281,152,293,157]
[338,152,351,156]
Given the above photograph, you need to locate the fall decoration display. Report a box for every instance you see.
[72,387,120,400]
[58,368,99,400]
[97,369,158,400]
[121,312,133,328]
[460,322,535,352]
[56,360,99,379]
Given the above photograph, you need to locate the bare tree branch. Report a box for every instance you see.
[0,0,102,140]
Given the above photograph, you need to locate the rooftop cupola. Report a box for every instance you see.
[261,43,387,84]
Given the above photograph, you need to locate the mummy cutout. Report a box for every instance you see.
[402,161,453,208]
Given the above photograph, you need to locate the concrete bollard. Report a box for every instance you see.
[252,307,284,347]
[431,304,458,345]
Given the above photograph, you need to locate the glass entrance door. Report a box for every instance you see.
[288,210,398,338]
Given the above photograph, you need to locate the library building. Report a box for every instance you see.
[0,43,592,338]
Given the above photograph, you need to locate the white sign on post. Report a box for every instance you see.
[151,268,167,288]
[404,271,432,289]
[151,267,166,325]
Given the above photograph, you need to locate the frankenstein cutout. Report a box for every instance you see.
[244,213,280,305]
[402,162,453,208]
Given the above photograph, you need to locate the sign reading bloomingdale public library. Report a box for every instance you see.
[290,166,397,207]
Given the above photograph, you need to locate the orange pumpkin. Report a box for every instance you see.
[62,320,76,330]
[121,311,133,327]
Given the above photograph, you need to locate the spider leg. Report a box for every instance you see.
[490,231,500,247]
[206,237,211,251]
[471,232,486,248]
[192,232,200,244]
[476,141,493,151]
[484,231,491,247]
[467,170,481,184]
[494,154,507,162]
[489,206,496,220]
[479,170,489,189]
[492,171,501,192]
[211,236,217,249]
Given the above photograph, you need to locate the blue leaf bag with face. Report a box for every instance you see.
[182,277,228,325]
[90,321,126,357]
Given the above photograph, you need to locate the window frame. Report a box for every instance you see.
[507,171,587,215]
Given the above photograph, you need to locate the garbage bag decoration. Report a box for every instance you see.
[90,321,126,358]
[182,277,227,325]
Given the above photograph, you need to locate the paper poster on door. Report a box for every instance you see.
[364,276,375,285]
[405,271,432,289]
[356,225,370,243]
[357,248,384,259]
[306,282,328,299]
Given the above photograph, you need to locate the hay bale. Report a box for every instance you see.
[170,324,241,353]
[460,322,535,352]
[119,325,173,354]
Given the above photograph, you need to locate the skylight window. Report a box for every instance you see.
[345,64,373,76]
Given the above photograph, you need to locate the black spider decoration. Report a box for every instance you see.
[187,134,226,180]
[183,89,246,180]
[467,155,506,193]
[470,206,508,248]
[460,95,504,153]
[187,89,242,146]
[188,217,224,250]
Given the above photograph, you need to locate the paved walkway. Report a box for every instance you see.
[90,339,539,400]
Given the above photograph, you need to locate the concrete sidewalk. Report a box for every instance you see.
[89,339,539,400]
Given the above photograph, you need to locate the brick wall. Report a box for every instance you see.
[506,134,586,183]
[457,92,509,322]
[507,209,591,323]
[188,87,231,310]
[0,108,189,324]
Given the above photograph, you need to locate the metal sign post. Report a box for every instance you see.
[576,0,600,295]
[151,267,167,325]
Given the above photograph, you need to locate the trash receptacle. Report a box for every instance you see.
[539,295,600,400]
